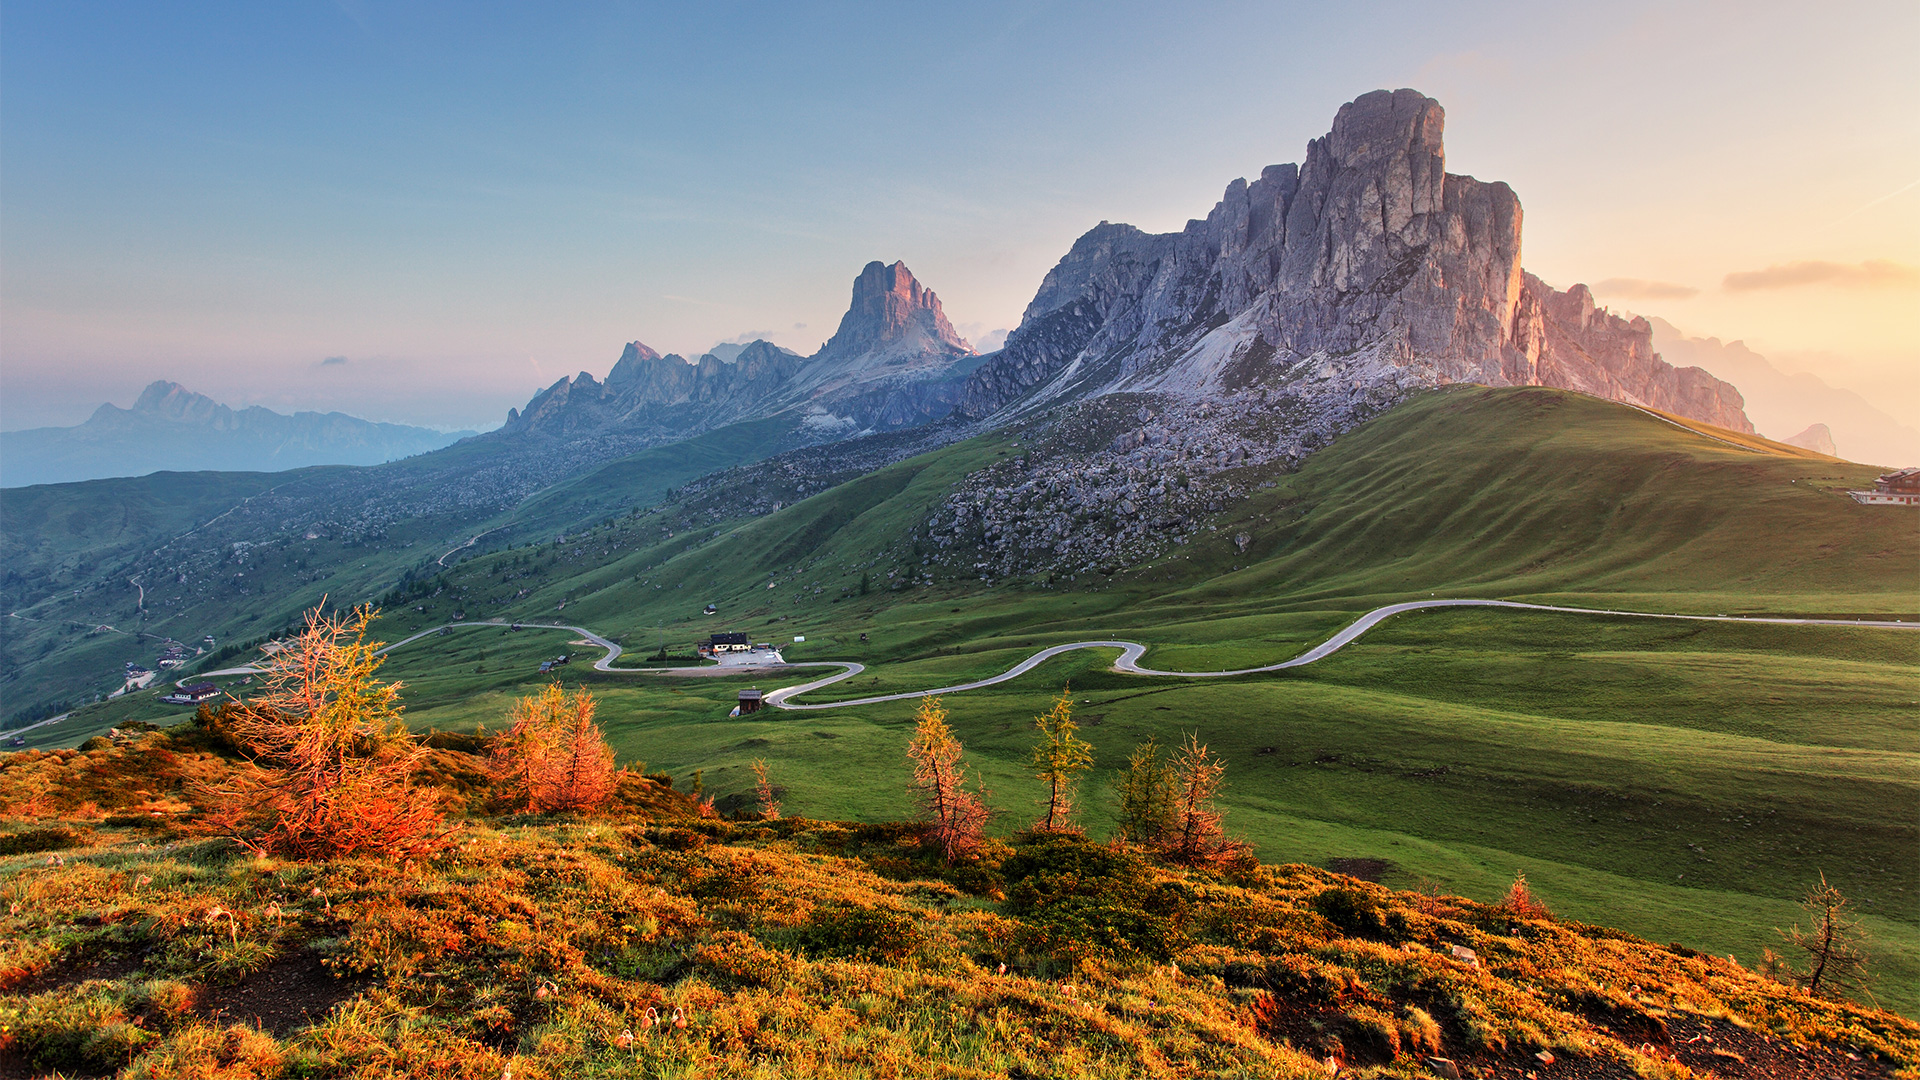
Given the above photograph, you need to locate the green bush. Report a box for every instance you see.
[1312,886,1411,942]
[1002,832,1188,961]
[797,904,923,962]
[9,990,158,1074]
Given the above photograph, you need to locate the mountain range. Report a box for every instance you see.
[6,90,1778,497]
[497,260,982,445]
[0,381,473,488]
[493,90,1751,461]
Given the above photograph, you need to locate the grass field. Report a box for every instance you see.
[17,386,1919,1012]
[375,604,1919,1014]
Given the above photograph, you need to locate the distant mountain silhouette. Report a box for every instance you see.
[1,381,474,487]
[1648,320,1918,467]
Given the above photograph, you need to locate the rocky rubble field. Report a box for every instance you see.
[921,353,1425,583]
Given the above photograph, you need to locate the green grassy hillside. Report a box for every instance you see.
[19,387,1919,1012]
[1,469,308,598]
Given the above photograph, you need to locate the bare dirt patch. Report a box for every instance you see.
[1443,1011,1898,1079]
[2,952,144,996]
[1664,1012,1896,1079]
[1325,857,1394,882]
[194,950,363,1036]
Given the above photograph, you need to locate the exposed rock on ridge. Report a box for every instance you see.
[958,89,1752,432]
[498,261,976,445]
[817,260,971,367]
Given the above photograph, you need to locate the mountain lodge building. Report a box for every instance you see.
[703,632,751,654]
[1848,468,1920,506]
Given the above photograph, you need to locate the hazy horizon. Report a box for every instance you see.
[4,1,1915,433]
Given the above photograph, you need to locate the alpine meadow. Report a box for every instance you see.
[4,19,1918,1080]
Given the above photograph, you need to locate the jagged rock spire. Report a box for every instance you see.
[817,261,971,361]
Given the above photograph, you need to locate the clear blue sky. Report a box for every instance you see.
[4,0,1915,429]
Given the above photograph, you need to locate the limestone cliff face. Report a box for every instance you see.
[498,261,975,444]
[959,88,1751,432]
[817,261,970,365]
[1509,276,1750,430]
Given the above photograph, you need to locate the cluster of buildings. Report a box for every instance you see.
[152,640,194,670]
[701,632,755,655]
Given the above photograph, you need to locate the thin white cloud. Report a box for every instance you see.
[1828,178,1920,227]
[1592,278,1699,301]
[1723,260,1920,292]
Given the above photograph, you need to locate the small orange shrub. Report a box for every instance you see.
[1162,732,1251,867]
[489,683,619,813]
[752,758,781,820]
[1501,872,1552,920]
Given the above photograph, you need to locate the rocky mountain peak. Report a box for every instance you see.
[1327,87,1446,170]
[1784,423,1838,456]
[605,341,665,390]
[498,260,975,445]
[121,380,230,426]
[957,87,1752,434]
[132,380,188,410]
[817,260,971,361]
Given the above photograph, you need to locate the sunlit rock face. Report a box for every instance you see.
[958,88,1752,433]
[812,260,973,375]
[499,261,977,443]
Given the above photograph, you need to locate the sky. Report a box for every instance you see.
[3,0,1916,432]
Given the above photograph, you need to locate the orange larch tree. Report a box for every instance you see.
[906,695,990,862]
[201,605,444,859]
[489,683,619,814]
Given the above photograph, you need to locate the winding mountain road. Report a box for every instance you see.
[437,526,512,568]
[190,599,1913,711]
[764,599,1913,708]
